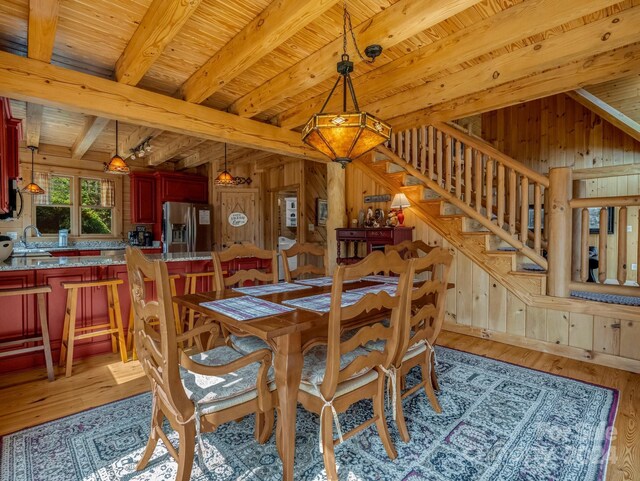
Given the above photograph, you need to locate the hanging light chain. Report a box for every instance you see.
[342,0,375,64]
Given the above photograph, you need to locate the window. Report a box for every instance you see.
[34,173,117,236]
[34,175,72,234]
[80,178,114,235]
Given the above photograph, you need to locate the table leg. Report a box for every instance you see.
[274,332,302,481]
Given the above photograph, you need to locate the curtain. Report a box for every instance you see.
[100,178,115,207]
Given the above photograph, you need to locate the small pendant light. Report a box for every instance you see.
[22,146,45,195]
[214,143,236,186]
[104,120,130,175]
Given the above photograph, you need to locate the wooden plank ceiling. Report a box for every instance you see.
[0,0,638,170]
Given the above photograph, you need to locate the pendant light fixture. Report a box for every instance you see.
[104,120,130,175]
[302,1,391,168]
[22,146,45,195]
[214,143,236,186]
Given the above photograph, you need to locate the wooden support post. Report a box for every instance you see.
[534,183,542,254]
[411,127,418,169]
[547,167,573,297]
[474,151,482,213]
[445,134,452,191]
[327,162,347,274]
[508,169,517,235]
[617,206,627,285]
[420,126,427,175]
[599,208,608,283]
[436,130,443,187]
[571,179,586,282]
[404,130,411,162]
[497,163,505,228]
[427,125,434,181]
[455,141,462,198]
[485,158,494,221]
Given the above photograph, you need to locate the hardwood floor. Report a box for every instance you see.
[0,331,637,481]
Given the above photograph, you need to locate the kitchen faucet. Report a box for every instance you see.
[21,225,42,248]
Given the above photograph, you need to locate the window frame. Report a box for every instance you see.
[31,166,123,240]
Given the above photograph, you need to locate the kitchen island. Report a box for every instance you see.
[0,250,216,374]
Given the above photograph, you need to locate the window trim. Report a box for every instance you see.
[30,165,123,240]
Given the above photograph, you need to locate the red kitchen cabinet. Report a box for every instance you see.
[0,98,21,214]
[50,250,79,257]
[78,250,101,256]
[156,172,208,203]
[130,173,157,224]
[5,118,20,179]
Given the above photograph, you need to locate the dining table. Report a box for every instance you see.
[172,277,454,481]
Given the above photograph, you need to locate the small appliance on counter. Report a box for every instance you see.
[143,231,153,247]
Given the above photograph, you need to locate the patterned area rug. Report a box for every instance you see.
[1,347,618,481]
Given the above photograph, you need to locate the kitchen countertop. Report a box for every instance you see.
[0,251,213,271]
[11,241,160,253]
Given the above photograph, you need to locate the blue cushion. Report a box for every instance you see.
[230,334,271,355]
[300,344,373,386]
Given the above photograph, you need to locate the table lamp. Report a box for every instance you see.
[391,193,410,226]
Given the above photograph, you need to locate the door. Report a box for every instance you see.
[218,189,259,248]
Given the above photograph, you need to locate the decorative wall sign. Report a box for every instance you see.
[228,212,248,227]
[364,194,391,203]
[316,198,328,226]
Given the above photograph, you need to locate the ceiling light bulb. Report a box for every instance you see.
[145,144,152,152]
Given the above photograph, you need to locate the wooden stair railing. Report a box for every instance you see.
[383,121,549,269]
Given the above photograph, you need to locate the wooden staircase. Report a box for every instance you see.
[353,121,550,302]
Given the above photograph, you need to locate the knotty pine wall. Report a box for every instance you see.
[344,163,640,371]
[481,93,640,283]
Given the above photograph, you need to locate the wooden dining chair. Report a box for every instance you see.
[384,239,433,259]
[383,247,453,442]
[212,243,278,355]
[281,242,328,282]
[125,247,276,481]
[297,250,412,481]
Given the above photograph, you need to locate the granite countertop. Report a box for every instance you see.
[0,251,213,271]
[11,241,160,253]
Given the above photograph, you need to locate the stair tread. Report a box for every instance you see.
[485,250,517,256]
[511,270,547,277]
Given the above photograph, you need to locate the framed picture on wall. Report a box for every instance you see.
[588,206,614,234]
[316,198,328,226]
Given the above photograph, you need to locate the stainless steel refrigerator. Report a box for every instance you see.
[162,202,213,253]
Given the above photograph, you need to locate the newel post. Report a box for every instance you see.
[547,167,573,297]
[326,162,347,274]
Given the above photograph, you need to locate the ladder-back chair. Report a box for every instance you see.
[297,250,412,480]
[125,247,275,481]
[281,242,328,282]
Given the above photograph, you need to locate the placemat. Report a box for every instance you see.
[294,276,360,287]
[199,296,295,321]
[233,282,311,296]
[282,291,363,313]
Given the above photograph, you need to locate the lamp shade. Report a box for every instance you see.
[391,193,410,209]
[214,170,236,186]
[104,154,130,175]
[302,112,391,167]
[22,182,45,195]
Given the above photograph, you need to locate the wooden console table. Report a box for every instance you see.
[336,226,414,264]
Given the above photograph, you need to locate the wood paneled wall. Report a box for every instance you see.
[481,94,640,282]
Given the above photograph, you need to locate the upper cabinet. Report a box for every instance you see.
[130,173,157,224]
[156,172,208,204]
[0,98,21,213]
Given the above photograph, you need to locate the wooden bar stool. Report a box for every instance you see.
[0,285,55,381]
[181,271,217,334]
[126,274,181,360]
[59,278,127,377]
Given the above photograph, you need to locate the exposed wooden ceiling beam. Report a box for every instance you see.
[115,0,202,85]
[229,0,479,119]
[566,89,640,143]
[27,0,59,62]
[276,0,622,129]
[25,102,43,148]
[388,42,640,130]
[70,116,110,159]
[358,6,640,128]
[73,1,201,159]
[26,0,60,148]
[0,51,325,161]
[147,135,207,166]
[179,0,340,104]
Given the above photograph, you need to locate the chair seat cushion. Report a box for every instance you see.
[300,344,373,386]
[230,334,271,355]
[180,346,274,410]
[299,369,378,399]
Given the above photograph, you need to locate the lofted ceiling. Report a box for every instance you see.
[0,0,638,169]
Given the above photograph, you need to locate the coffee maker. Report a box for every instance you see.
[128,231,141,246]
[143,231,153,247]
